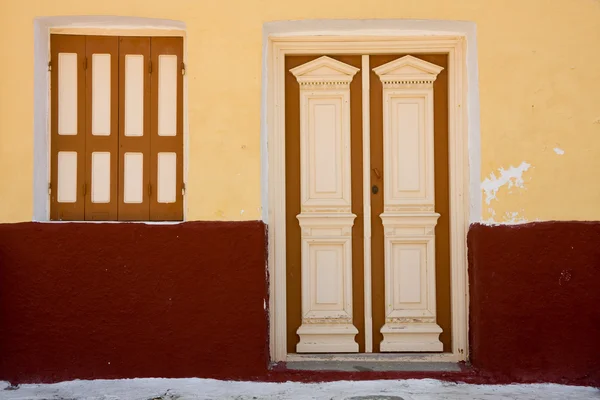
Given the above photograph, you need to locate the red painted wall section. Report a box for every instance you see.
[468,222,600,385]
[1,221,600,385]
[0,221,269,383]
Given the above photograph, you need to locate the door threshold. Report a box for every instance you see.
[285,354,461,372]
[286,352,461,364]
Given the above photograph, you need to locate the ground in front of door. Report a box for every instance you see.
[2,379,597,399]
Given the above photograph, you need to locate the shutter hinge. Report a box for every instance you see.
[83,182,87,197]
[48,60,52,72]
[148,183,153,198]
[181,62,186,76]
[48,182,52,195]
[84,57,88,70]
[182,182,186,196]
[149,60,153,74]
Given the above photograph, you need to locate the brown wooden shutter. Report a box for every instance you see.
[85,36,119,221]
[118,37,151,221]
[50,34,86,221]
[149,37,184,221]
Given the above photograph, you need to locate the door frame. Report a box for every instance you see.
[266,32,471,363]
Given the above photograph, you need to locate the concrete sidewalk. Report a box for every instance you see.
[1,378,598,400]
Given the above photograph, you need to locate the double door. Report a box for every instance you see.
[285,54,452,353]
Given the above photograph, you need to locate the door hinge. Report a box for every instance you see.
[182,182,186,196]
[48,182,52,195]
[48,60,52,72]
[84,56,88,70]
[181,62,186,76]
[149,60,153,74]
[148,183,153,198]
[82,182,87,197]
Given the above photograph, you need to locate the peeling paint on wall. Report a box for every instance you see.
[481,162,532,205]
[482,210,528,225]
[481,162,532,225]
[502,211,528,224]
[553,148,565,155]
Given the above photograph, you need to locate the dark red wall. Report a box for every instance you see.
[1,221,599,385]
[468,222,600,386]
[0,221,268,383]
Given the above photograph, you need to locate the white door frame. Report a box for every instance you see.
[266,30,472,363]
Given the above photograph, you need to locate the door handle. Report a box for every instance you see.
[372,185,379,194]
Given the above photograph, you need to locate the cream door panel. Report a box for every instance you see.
[91,54,111,136]
[386,95,433,206]
[124,55,144,137]
[158,55,178,137]
[290,56,359,353]
[157,152,177,203]
[58,53,78,136]
[91,152,111,203]
[57,151,78,203]
[373,55,444,352]
[123,152,144,204]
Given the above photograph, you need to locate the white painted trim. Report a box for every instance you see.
[33,16,188,222]
[50,27,185,37]
[263,19,479,363]
[361,54,373,354]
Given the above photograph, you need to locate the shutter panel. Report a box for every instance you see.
[118,37,151,221]
[50,35,86,221]
[149,37,184,221]
[85,36,119,221]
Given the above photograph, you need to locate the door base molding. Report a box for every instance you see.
[380,323,443,352]
[297,324,359,353]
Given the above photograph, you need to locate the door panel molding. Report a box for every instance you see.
[290,56,359,353]
[268,34,470,362]
[374,56,444,352]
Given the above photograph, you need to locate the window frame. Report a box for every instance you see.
[33,18,188,223]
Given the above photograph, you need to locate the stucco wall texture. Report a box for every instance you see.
[0,222,269,383]
[468,222,600,386]
[0,1,599,222]
[1,222,599,385]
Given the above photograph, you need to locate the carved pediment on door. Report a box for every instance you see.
[373,55,443,85]
[290,56,359,85]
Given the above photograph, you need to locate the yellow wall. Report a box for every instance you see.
[0,0,599,223]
